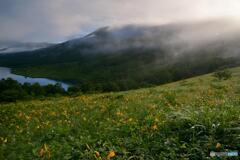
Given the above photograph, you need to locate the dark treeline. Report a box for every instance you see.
[0,78,79,102]
[1,54,239,99]
[68,55,240,93]
[0,55,238,103]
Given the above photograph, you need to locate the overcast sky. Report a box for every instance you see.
[1,0,240,43]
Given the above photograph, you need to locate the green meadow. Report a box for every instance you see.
[1,67,240,159]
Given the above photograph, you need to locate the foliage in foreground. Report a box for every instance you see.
[0,67,240,159]
[213,69,232,80]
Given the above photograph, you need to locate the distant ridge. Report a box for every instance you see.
[0,41,54,54]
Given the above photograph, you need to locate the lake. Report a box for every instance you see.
[0,67,70,90]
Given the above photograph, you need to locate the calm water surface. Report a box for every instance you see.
[0,67,70,90]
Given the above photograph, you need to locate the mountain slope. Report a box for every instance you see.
[0,41,53,54]
[0,19,240,92]
[1,67,240,159]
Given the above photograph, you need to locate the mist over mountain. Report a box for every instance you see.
[0,41,53,54]
[2,18,239,57]
[0,19,240,92]
[61,19,240,56]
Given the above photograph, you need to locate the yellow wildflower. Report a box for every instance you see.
[116,111,123,116]
[18,112,24,118]
[151,124,158,130]
[216,143,221,149]
[95,151,100,158]
[39,148,45,157]
[107,151,116,159]
[38,144,51,158]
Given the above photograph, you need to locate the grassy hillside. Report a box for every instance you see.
[1,67,240,159]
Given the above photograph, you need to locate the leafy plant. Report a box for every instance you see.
[213,69,232,80]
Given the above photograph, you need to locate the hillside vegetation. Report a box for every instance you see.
[1,21,240,92]
[1,67,239,159]
[1,50,240,93]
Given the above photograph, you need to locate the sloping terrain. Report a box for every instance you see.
[1,20,240,92]
[0,41,53,54]
[1,67,239,159]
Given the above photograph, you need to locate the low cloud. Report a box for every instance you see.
[1,0,240,42]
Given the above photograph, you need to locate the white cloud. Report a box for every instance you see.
[0,0,240,42]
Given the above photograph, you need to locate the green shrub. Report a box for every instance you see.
[213,69,232,80]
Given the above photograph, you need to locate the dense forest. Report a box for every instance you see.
[0,67,234,103]
[1,51,239,93]
[0,78,81,102]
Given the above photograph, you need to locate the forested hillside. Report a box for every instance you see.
[0,20,240,92]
